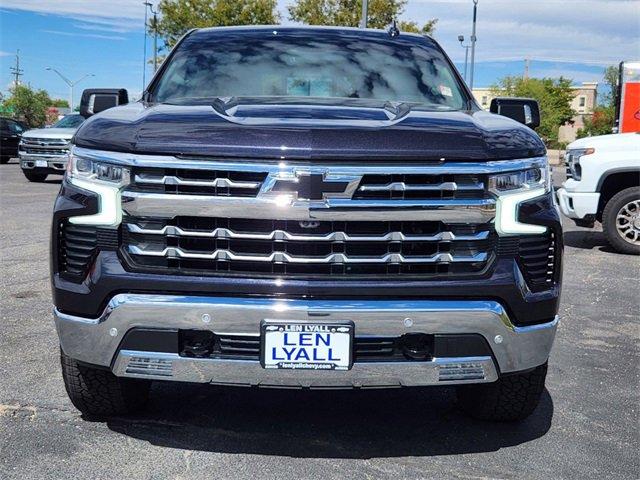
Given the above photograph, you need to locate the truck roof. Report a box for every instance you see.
[190,24,435,42]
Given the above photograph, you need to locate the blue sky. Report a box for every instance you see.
[1,0,639,106]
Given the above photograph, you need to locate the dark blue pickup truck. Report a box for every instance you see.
[52,26,561,421]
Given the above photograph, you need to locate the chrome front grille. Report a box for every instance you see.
[123,216,494,276]
[130,167,267,197]
[355,174,485,200]
[73,150,558,279]
[20,137,70,156]
[128,166,487,201]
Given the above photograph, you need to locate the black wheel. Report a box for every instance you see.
[456,363,547,422]
[602,187,640,255]
[22,170,48,182]
[60,349,150,417]
[0,156,10,164]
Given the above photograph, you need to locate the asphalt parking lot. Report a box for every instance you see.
[0,160,638,480]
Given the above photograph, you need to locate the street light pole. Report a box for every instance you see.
[145,2,159,72]
[469,0,479,89]
[360,0,368,29]
[143,2,148,89]
[46,68,94,111]
[458,35,471,82]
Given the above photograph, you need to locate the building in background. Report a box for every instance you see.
[472,82,598,143]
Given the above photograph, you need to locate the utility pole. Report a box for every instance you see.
[46,68,94,111]
[360,0,368,29]
[469,0,479,90]
[524,58,530,79]
[10,49,24,88]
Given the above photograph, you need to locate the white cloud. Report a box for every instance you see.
[405,0,640,66]
[1,0,153,31]
[4,0,639,67]
[41,29,126,41]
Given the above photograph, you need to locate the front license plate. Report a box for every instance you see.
[35,160,47,167]
[261,321,353,370]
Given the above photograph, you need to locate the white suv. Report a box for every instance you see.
[557,132,640,254]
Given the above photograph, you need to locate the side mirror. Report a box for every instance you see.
[80,88,128,118]
[490,97,540,129]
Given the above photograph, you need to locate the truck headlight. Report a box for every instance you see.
[565,147,594,181]
[488,167,548,195]
[66,150,129,226]
[490,163,550,236]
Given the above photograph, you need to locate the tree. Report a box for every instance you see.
[1,85,53,128]
[50,99,69,108]
[156,0,280,49]
[576,65,618,138]
[491,76,575,146]
[576,105,615,138]
[288,0,437,35]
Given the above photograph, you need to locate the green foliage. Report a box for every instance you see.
[398,18,437,35]
[576,104,615,138]
[602,65,618,105]
[576,65,618,138]
[491,76,575,145]
[156,0,281,48]
[1,85,52,128]
[50,99,69,108]
[575,65,618,138]
[288,0,436,34]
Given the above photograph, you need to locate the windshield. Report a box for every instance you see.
[53,115,84,129]
[153,29,467,110]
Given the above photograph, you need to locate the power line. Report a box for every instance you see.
[9,49,24,88]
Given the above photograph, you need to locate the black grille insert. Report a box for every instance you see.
[58,223,98,280]
[518,232,557,292]
[179,333,433,362]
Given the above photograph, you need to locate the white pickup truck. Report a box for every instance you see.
[557,132,640,254]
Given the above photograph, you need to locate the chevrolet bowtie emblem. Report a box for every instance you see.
[261,170,361,201]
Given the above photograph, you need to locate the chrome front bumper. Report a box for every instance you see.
[54,295,558,388]
[20,154,68,171]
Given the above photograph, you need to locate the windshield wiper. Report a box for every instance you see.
[211,96,239,117]
[383,101,412,121]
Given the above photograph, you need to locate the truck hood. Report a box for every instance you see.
[74,100,545,161]
[22,128,76,140]
[568,132,639,152]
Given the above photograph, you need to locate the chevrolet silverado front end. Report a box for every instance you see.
[52,26,562,421]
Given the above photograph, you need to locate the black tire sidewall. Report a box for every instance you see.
[22,170,48,182]
[602,187,640,255]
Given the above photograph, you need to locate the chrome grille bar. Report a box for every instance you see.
[121,193,496,222]
[358,181,484,192]
[128,245,487,264]
[126,223,490,242]
[134,174,261,190]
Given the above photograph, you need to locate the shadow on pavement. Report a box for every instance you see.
[106,383,553,458]
[563,230,617,253]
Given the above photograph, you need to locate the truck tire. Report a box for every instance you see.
[60,350,150,417]
[23,170,48,182]
[456,363,547,422]
[602,187,640,255]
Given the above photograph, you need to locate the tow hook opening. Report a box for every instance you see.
[399,333,434,361]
